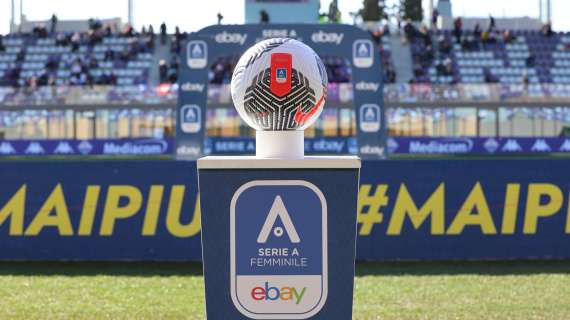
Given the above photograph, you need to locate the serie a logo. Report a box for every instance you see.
[230,180,328,319]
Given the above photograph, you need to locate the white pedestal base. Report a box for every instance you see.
[256,130,304,159]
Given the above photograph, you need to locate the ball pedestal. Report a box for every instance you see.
[197,150,361,319]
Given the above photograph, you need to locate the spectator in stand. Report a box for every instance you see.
[370,27,384,44]
[26,76,38,90]
[170,55,179,71]
[481,30,497,44]
[260,10,270,23]
[88,18,102,32]
[439,35,451,55]
[16,50,25,63]
[473,23,482,41]
[419,25,432,49]
[87,28,103,47]
[503,30,513,44]
[403,19,417,43]
[8,66,21,87]
[104,48,115,61]
[168,67,178,83]
[50,14,58,34]
[123,23,135,37]
[160,22,167,45]
[526,54,536,67]
[488,15,496,32]
[32,24,49,38]
[0,35,5,53]
[443,57,453,76]
[47,75,56,86]
[386,67,396,83]
[120,47,130,63]
[484,68,497,83]
[145,24,155,51]
[37,69,48,86]
[45,56,58,72]
[70,58,83,78]
[217,12,224,25]
[542,22,554,37]
[88,56,98,69]
[104,25,113,37]
[70,32,81,52]
[453,17,462,44]
[431,9,439,29]
[55,32,68,46]
[86,72,95,87]
[159,59,168,83]
[174,26,182,44]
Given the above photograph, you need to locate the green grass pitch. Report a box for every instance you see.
[0,261,568,319]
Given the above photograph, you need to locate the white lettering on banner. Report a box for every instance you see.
[215,32,248,45]
[177,145,201,156]
[355,81,380,92]
[360,145,384,156]
[214,141,255,153]
[181,82,205,92]
[104,140,168,155]
[310,140,345,153]
[311,31,344,45]
[261,29,298,39]
[408,139,473,154]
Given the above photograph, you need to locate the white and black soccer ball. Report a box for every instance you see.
[231,38,328,131]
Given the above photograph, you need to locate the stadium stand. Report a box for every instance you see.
[0,25,154,88]
[408,22,570,85]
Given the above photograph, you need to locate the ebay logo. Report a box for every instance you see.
[251,282,307,305]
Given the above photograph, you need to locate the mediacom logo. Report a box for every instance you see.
[408,139,473,154]
[251,282,307,305]
[103,139,168,155]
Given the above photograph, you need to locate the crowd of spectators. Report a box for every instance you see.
[1,16,155,88]
[370,25,397,84]
[406,14,558,85]
[158,25,189,84]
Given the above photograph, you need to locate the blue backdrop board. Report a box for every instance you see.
[197,157,360,319]
[177,24,385,159]
[0,160,570,261]
[0,161,202,260]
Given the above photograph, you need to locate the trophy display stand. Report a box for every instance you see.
[197,37,361,320]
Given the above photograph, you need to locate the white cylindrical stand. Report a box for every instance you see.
[256,130,304,159]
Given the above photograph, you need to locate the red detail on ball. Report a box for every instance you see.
[269,53,292,97]
[294,93,326,125]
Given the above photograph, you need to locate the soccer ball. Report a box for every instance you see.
[231,38,328,131]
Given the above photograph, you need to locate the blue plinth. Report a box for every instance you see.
[197,156,360,319]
